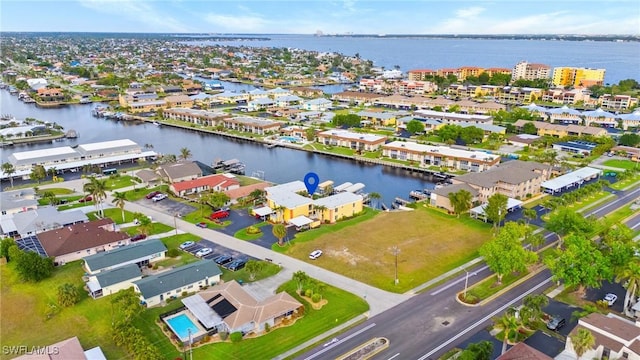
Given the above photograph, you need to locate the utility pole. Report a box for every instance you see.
[391,246,400,285]
[463,269,469,299]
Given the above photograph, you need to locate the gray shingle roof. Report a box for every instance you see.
[0,189,37,213]
[455,160,550,188]
[133,260,222,299]
[431,183,479,198]
[84,239,167,272]
[95,263,142,288]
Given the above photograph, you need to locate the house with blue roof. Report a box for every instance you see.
[86,263,143,299]
[248,97,275,111]
[547,105,583,125]
[302,98,332,111]
[618,110,640,130]
[83,239,167,274]
[582,108,618,128]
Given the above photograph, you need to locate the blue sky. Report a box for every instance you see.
[2,0,639,34]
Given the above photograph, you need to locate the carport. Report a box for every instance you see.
[288,215,313,231]
[470,198,523,222]
[541,167,602,194]
[252,206,274,220]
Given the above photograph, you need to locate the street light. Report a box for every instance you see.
[463,269,470,299]
[174,213,180,236]
[391,246,401,285]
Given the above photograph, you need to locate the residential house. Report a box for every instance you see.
[429,183,480,213]
[396,116,444,133]
[157,161,203,183]
[86,263,143,299]
[170,173,240,196]
[382,141,501,172]
[36,218,130,264]
[164,94,195,109]
[84,239,168,274]
[1,206,88,239]
[611,145,640,160]
[450,160,551,202]
[497,343,552,360]
[267,87,292,98]
[302,98,332,111]
[181,80,202,94]
[414,109,494,125]
[599,94,638,111]
[215,91,250,104]
[0,188,38,215]
[331,91,381,105]
[163,108,231,127]
[513,120,608,137]
[312,191,364,223]
[133,260,222,307]
[280,125,310,140]
[582,108,618,128]
[553,141,597,155]
[275,95,302,107]
[248,97,275,111]
[14,336,106,360]
[159,85,183,94]
[289,86,324,97]
[36,87,65,102]
[357,110,397,127]
[181,280,303,335]
[562,313,640,360]
[507,133,541,147]
[118,93,167,113]
[618,110,640,130]
[316,129,387,151]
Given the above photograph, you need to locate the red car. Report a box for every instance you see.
[145,191,161,199]
[78,196,93,203]
[131,234,147,242]
[209,210,230,220]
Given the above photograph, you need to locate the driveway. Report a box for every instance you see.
[524,330,565,358]
[543,299,582,337]
[584,280,626,313]
[136,196,196,216]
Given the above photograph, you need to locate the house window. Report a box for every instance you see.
[622,352,629,359]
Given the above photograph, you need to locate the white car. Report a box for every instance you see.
[195,248,213,258]
[603,293,618,306]
[152,193,167,202]
[179,241,195,250]
[309,249,323,260]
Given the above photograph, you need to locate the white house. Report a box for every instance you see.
[562,313,640,360]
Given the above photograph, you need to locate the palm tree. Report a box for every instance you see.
[272,223,288,246]
[450,189,472,218]
[570,328,595,360]
[83,177,108,217]
[522,208,537,226]
[616,260,640,317]
[43,191,59,206]
[47,167,57,180]
[111,192,127,223]
[494,313,520,355]
[368,192,381,209]
[521,294,549,325]
[1,162,16,188]
[272,205,286,223]
[179,147,192,161]
[292,271,309,295]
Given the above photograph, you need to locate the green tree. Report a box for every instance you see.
[179,147,192,160]
[57,283,80,307]
[29,164,47,184]
[332,113,361,128]
[368,192,382,209]
[616,259,640,317]
[522,208,538,226]
[207,191,230,210]
[0,238,16,260]
[292,270,308,294]
[521,294,549,326]
[305,127,316,142]
[83,177,108,217]
[618,133,640,147]
[449,189,472,218]
[458,341,493,360]
[272,223,288,246]
[437,124,462,142]
[406,119,425,135]
[545,207,594,246]
[134,213,153,236]
[484,193,509,230]
[522,122,538,135]
[545,234,612,294]
[244,259,264,281]
[112,191,127,223]
[570,328,595,360]
[459,126,484,144]
[43,191,59,206]
[494,313,520,354]
[479,222,537,284]
[14,250,54,282]
[1,162,16,188]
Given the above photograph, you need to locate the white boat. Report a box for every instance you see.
[153,121,161,126]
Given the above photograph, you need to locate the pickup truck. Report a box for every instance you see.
[209,210,230,220]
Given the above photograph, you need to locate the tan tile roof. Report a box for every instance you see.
[580,313,640,342]
[37,219,128,257]
[497,342,552,360]
[570,324,625,352]
[454,160,550,188]
[158,161,202,181]
[224,182,271,200]
[14,336,87,359]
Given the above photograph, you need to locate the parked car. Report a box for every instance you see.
[546,316,566,331]
[213,255,233,265]
[603,293,618,306]
[78,196,93,203]
[226,259,247,271]
[152,193,168,202]
[145,191,161,199]
[179,241,195,250]
[195,222,208,228]
[131,234,147,242]
[309,249,323,260]
[195,248,213,258]
[210,210,230,220]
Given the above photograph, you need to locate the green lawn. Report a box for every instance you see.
[36,188,73,196]
[463,270,530,304]
[89,208,138,224]
[602,159,639,170]
[121,223,174,236]
[103,175,137,190]
[122,185,169,201]
[220,261,281,283]
[234,222,269,241]
[610,174,640,190]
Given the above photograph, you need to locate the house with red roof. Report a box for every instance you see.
[170,173,240,196]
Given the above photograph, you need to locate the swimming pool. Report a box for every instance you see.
[165,313,200,341]
[279,136,302,143]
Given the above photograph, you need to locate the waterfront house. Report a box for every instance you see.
[84,239,168,274]
[1,206,88,239]
[450,160,551,202]
[36,218,130,265]
[133,260,222,307]
[290,86,324,98]
[599,94,638,111]
[181,280,303,335]
[413,109,493,125]
[357,110,397,127]
[163,108,231,127]
[381,141,501,172]
[159,85,182,94]
[164,94,194,109]
[0,189,38,215]
[331,91,381,105]
[316,129,387,151]
[157,161,202,183]
[280,125,310,140]
[248,97,276,111]
[222,116,283,135]
[301,98,332,111]
[36,87,65,102]
[275,95,302,107]
[560,313,640,360]
[582,108,618,128]
[430,183,480,213]
[86,263,143,299]
[513,120,608,138]
[214,91,250,104]
[546,105,584,124]
[267,87,292,98]
[312,191,364,223]
[170,173,240,196]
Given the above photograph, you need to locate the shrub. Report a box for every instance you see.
[219,331,229,341]
[152,264,159,270]
[167,248,181,258]
[181,291,188,297]
[305,289,313,297]
[245,226,261,235]
[230,332,243,343]
[311,293,321,303]
[264,323,271,333]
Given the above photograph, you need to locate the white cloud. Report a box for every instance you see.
[202,12,269,32]
[455,6,485,19]
[78,0,190,32]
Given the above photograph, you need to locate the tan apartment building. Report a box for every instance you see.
[513,120,608,137]
[163,108,231,127]
[407,69,437,81]
[511,61,551,82]
[599,94,638,110]
[164,94,194,109]
[331,91,382,105]
[541,88,592,105]
[223,116,283,135]
[496,87,544,103]
[317,129,387,151]
[414,109,494,125]
[382,141,501,172]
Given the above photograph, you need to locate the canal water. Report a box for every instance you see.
[0,90,437,203]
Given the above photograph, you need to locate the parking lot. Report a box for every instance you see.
[136,194,197,216]
[179,238,259,270]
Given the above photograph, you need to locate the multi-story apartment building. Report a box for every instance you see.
[407,69,437,81]
[317,129,387,151]
[598,94,638,110]
[582,108,618,128]
[414,109,493,125]
[541,88,592,105]
[163,108,231,127]
[382,141,501,172]
[552,67,605,87]
[496,87,544,103]
[511,61,551,82]
[513,120,608,137]
[396,80,437,95]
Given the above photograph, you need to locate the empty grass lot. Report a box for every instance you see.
[603,159,638,170]
[282,205,492,293]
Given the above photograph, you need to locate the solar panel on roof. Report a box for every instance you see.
[211,298,237,319]
[206,293,222,305]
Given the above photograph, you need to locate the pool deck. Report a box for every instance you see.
[164,311,207,342]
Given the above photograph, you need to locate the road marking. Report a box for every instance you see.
[415,277,551,360]
[430,266,489,296]
[303,323,377,360]
[388,353,401,360]
[585,186,640,217]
